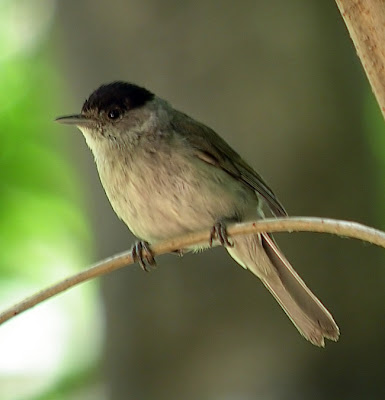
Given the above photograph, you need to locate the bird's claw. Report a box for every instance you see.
[209,221,234,248]
[132,241,156,272]
[172,249,185,257]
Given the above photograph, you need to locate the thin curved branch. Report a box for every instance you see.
[1,217,385,326]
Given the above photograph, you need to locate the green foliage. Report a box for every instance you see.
[0,3,97,398]
[0,54,91,279]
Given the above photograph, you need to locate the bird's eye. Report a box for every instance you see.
[107,109,121,120]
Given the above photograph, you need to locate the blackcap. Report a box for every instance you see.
[56,81,339,346]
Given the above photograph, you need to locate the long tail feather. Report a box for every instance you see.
[227,233,339,347]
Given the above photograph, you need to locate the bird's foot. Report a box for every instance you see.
[172,249,185,257]
[132,240,156,272]
[209,221,234,248]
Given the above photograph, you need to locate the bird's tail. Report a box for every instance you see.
[227,232,339,346]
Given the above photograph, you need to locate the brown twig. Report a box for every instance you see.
[335,0,385,119]
[1,217,385,326]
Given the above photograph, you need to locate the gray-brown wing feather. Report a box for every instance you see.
[171,111,287,216]
[171,111,340,346]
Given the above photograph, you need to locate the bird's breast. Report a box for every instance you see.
[96,145,256,243]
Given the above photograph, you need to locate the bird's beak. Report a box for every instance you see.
[55,114,91,126]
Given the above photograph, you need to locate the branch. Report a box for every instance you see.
[335,0,385,119]
[1,217,385,326]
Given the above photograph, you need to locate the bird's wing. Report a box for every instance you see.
[171,111,287,217]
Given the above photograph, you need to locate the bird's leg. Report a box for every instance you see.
[132,240,156,272]
[209,220,234,248]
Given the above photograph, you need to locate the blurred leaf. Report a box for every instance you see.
[0,3,98,399]
[0,52,92,278]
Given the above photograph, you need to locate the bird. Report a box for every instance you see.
[56,81,339,346]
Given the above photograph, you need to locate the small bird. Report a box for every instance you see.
[56,81,339,346]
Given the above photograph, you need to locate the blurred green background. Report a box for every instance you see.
[1,0,385,399]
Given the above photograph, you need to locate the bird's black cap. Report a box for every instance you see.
[82,81,154,114]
